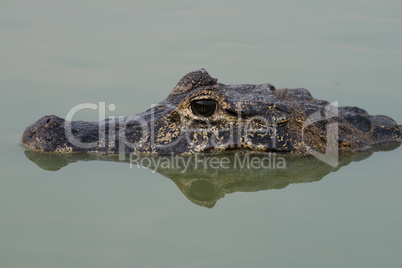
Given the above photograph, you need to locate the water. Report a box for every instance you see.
[1,0,402,267]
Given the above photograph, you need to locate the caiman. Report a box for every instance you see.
[22,69,401,155]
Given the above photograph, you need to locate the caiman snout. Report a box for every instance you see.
[22,115,66,152]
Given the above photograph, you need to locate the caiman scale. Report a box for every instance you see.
[22,69,401,155]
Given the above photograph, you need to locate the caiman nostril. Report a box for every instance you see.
[43,115,62,127]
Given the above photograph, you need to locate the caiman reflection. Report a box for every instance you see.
[24,143,399,208]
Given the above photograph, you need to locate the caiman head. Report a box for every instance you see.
[22,69,401,155]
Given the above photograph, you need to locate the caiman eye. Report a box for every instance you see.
[190,99,217,117]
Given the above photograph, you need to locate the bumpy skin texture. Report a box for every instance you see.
[22,69,401,155]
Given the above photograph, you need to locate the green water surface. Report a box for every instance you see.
[1,1,402,267]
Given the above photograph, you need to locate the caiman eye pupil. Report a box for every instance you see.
[190,99,217,117]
